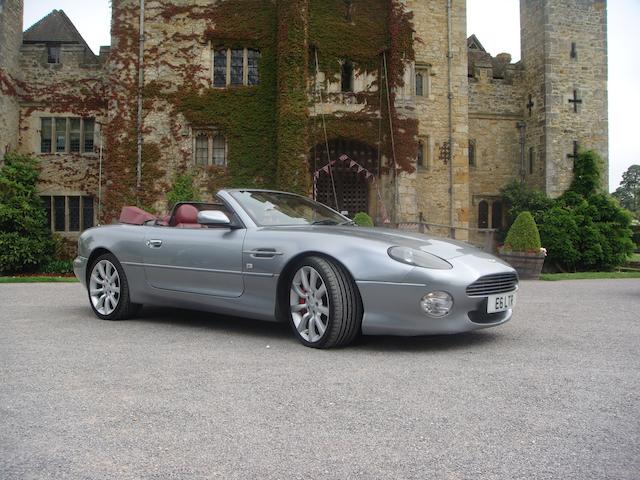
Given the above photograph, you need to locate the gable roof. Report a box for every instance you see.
[467,34,486,52]
[23,9,94,55]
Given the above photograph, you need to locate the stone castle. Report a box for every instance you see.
[0,0,608,242]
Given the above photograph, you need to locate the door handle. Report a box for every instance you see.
[243,248,283,258]
[146,239,163,248]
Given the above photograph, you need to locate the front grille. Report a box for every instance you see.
[466,272,518,297]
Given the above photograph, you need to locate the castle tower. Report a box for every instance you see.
[520,0,608,196]
[0,0,24,158]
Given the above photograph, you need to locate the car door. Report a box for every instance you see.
[142,225,246,297]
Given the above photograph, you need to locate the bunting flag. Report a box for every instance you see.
[312,153,391,224]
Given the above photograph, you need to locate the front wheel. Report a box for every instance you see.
[287,256,362,348]
[88,253,140,321]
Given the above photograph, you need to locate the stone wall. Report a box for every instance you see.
[408,0,470,239]
[520,0,608,197]
[468,52,524,235]
[12,40,106,234]
[0,0,23,158]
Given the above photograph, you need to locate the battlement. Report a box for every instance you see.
[467,47,523,84]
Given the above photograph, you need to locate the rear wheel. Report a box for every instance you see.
[287,256,362,348]
[88,253,139,321]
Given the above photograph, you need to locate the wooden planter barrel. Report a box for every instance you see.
[498,251,545,280]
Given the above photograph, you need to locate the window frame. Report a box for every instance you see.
[192,128,228,167]
[468,139,476,167]
[414,63,432,98]
[40,195,95,232]
[39,116,96,155]
[212,47,260,88]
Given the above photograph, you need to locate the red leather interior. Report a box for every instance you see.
[173,204,202,228]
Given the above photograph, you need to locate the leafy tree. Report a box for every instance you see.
[612,164,640,216]
[0,153,54,274]
[166,172,201,209]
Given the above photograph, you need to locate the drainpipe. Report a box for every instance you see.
[446,0,454,238]
[136,0,145,190]
[517,121,526,183]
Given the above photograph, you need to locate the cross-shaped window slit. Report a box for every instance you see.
[569,89,582,113]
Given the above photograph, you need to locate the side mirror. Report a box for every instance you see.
[197,210,231,226]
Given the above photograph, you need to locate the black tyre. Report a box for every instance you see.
[286,256,362,348]
[87,253,140,321]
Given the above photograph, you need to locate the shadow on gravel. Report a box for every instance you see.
[133,306,291,339]
[131,306,503,352]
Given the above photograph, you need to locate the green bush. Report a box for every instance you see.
[0,153,54,274]
[500,150,634,271]
[353,211,374,227]
[502,211,541,252]
[167,172,201,208]
[39,258,74,274]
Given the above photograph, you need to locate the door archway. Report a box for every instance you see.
[311,138,378,216]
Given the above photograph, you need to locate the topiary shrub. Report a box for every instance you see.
[502,211,541,252]
[0,153,54,274]
[167,172,201,209]
[353,211,374,227]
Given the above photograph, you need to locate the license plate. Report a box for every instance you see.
[487,292,516,313]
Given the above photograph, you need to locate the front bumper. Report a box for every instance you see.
[73,256,88,287]
[357,281,513,336]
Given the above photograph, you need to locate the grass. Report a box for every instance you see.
[0,276,78,283]
[630,253,640,262]
[540,271,640,281]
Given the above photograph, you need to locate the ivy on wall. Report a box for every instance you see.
[103,0,417,219]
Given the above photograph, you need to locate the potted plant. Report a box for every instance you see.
[498,211,546,279]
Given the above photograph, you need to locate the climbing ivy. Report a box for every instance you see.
[104,0,417,220]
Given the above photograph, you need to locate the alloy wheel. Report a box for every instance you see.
[290,266,330,343]
[89,259,121,316]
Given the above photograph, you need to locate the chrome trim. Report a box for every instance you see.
[356,280,428,287]
[122,261,275,277]
[123,261,243,276]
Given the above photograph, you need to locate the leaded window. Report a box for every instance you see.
[478,200,489,229]
[39,117,95,154]
[69,118,81,153]
[212,47,260,87]
[247,49,260,86]
[213,48,227,87]
[230,48,244,85]
[41,118,52,153]
[415,72,423,96]
[193,130,227,167]
[41,195,94,232]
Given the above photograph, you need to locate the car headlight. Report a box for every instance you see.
[387,246,452,269]
[420,291,454,317]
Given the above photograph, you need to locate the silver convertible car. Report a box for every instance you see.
[74,189,518,348]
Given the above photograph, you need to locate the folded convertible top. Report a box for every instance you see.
[119,206,157,225]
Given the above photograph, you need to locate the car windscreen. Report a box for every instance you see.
[229,191,348,227]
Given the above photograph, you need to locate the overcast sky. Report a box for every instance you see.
[23,0,640,192]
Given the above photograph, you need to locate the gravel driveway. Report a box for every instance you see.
[1,280,638,479]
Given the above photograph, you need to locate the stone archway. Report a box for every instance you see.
[310,138,378,216]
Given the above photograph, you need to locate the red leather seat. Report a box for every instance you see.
[173,204,202,228]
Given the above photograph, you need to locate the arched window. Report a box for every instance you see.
[492,201,503,229]
[478,200,489,229]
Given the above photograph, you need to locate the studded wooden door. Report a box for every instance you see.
[312,139,378,216]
